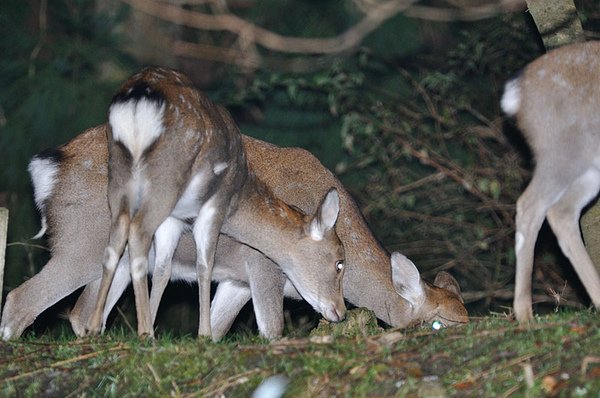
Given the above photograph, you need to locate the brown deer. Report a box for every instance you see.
[501,41,600,321]
[0,127,466,340]
[1,68,347,340]
[87,66,247,338]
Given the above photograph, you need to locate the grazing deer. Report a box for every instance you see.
[0,125,346,340]
[69,233,446,340]
[501,41,600,322]
[0,127,466,340]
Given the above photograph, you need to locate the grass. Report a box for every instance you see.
[1,309,600,397]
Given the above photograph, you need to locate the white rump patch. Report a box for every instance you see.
[109,98,165,161]
[213,162,229,175]
[29,156,59,211]
[28,156,60,238]
[500,79,521,116]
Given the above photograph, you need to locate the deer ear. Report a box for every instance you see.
[309,188,340,241]
[433,271,463,302]
[391,252,425,309]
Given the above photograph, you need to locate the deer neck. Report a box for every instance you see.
[333,200,413,327]
[221,172,304,266]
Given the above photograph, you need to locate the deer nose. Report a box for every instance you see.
[325,304,346,323]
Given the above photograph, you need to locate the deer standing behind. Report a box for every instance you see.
[0,126,467,340]
[501,41,600,321]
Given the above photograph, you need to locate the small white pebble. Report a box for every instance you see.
[252,375,289,398]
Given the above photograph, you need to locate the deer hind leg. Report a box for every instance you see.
[193,195,230,337]
[87,209,130,335]
[210,280,252,341]
[71,255,133,337]
[546,168,600,309]
[149,217,186,324]
[128,210,182,338]
[514,171,566,322]
[0,255,99,340]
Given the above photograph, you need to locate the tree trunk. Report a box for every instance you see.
[525,0,585,50]
[0,208,8,315]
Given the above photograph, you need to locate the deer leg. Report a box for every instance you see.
[246,255,286,340]
[546,168,600,309]
[71,256,132,337]
[149,217,185,324]
[87,209,130,335]
[193,196,229,338]
[210,280,252,341]
[0,255,100,340]
[514,172,565,322]
[128,214,176,338]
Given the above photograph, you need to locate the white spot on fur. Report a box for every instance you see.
[515,231,524,254]
[131,257,148,281]
[103,247,119,272]
[501,78,521,116]
[109,98,165,161]
[213,162,228,175]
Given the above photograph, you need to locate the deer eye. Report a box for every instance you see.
[335,260,344,273]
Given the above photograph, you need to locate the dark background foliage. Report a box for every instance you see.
[1,0,599,336]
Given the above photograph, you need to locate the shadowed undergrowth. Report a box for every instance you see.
[1,310,600,397]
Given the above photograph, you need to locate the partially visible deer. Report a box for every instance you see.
[0,124,466,340]
[501,41,600,322]
[87,67,248,338]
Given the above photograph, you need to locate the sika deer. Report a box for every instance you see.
[0,127,347,339]
[87,67,246,338]
[0,125,466,340]
[501,41,600,321]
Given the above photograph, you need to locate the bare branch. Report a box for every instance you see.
[121,0,524,69]
[121,0,419,54]
[405,0,526,22]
